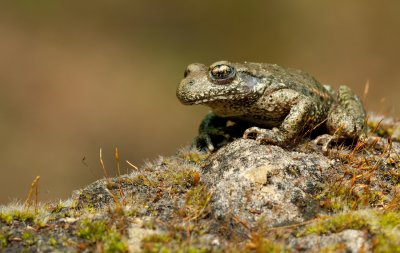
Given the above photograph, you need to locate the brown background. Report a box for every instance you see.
[0,1,399,204]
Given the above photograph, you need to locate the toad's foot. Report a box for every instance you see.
[314,133,369,153]
[243,127,284,145]
[313,134,335,153]
[193,129,232,152]
[193,133,215,152]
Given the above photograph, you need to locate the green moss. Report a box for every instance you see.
[317,185,352,212]
[59,210,75,218]
[183,185,212,221]
[14,210,36,223]
[368,211,400,252]
[368,121,391,138]
[49,202,65,214]
[374,232,400,253]
[48,237,57,247]
[103,231,129,253]
[142,233,171,252]
[0,233,7,248]
[142,245,169,253]
[0,212,13,225]
[297,210,400,252]
[132,174,156,187]
[223,237,287,253]
[260,240,287,253]
[142,234,171,244]
[141,234,210,253]
[248,239,287,253]
[163,167,199,188]
[318,166,391,212]
[76,218,128,252]
[298,212,368,236]
[185,247,210,253]
[376,211,400,228]
[0,209,37,225]
[21,231,35,246]
[76,219,108,241]
[179,150,209,165]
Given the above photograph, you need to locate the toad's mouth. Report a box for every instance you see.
[191,93,249,105]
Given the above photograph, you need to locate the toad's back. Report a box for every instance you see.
[248,62,334,104]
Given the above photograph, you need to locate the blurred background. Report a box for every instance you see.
[0,1,399,204]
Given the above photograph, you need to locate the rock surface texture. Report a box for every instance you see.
[203,139,330,227]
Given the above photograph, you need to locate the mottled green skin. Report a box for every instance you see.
[177,61,365,149]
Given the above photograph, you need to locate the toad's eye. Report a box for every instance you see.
[209,64,236,83]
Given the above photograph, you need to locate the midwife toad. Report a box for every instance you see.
[177,61,366,151]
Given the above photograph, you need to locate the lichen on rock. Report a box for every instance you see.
[202,139,329,227]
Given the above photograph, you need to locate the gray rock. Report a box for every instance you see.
[203,139,330,227]
[289,229,370,252]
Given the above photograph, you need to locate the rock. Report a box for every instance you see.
[128,221,159,253]
[203,139,330,227]
[1,116,400,252]
[289,229,370,252]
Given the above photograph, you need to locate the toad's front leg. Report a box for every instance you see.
[244,90,320,146]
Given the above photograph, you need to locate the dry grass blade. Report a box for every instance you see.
[363,80,369,101]
[24,176,40,212]
[99,148,110,184]
[126,160,139,171]
[185,188,215,222]
[115,146,121,176]
[114,146,125,202]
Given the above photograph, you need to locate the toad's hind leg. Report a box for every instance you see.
[327,85,366,138]
[315,85,366,150]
